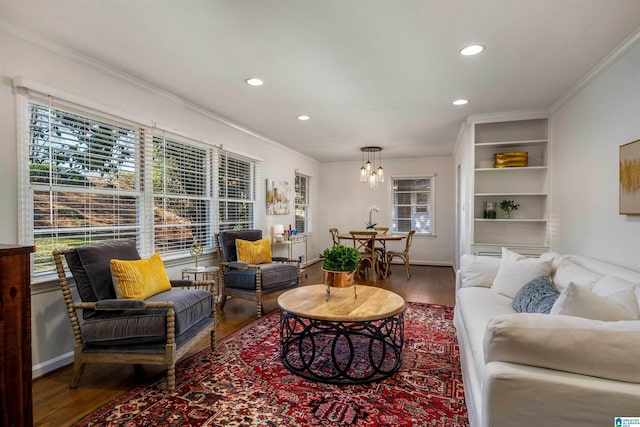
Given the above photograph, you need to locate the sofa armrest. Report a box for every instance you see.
[484,313,640,383]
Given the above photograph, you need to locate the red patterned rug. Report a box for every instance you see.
[75,302,468,426]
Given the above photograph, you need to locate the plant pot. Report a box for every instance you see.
[323,269,356,288]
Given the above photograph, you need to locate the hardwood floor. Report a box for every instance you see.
[32,261,456,426]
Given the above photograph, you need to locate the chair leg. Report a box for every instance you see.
[167,363,176,392]
[404,255,411,279]
[70,346,85,389]
[256,291,263,318]
[220,295,228,310]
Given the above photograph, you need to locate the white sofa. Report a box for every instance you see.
[454,249,640,427]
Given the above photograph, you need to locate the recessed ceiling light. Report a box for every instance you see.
[297,115,310,121]
[246,78,264,86]
[453,99,469,106]
[460,44,484,56]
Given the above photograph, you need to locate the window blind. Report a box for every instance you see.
[27,98,141,274]
[19,86,261,278]
[151,130,213,253]
[295,173,309,233]
[217,149,257,231]
[391,176,434,235]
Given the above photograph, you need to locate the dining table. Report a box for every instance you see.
[336,232,405,278]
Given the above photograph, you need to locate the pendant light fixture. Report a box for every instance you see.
[359,147,384,189]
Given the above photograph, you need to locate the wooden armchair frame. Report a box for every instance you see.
[215,232,300,318]
[53,248,217,392]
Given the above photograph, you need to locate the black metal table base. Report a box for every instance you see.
[279,309,404,384]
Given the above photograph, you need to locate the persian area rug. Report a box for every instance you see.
[75,302,468,427]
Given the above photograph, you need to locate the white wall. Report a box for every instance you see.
[0,29,320,376]
[551,38,640,270]
[453,123,474,268]
[319,156,455,266]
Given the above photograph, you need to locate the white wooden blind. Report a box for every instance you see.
[20,87,261,277]
[27,97,141,274]
[216,149,257,231]
[151,130,213,252]
[391,176,435,235]
[295,172,309,233]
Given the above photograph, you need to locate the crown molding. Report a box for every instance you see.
[0,20,319,165]
[550,27,640,113]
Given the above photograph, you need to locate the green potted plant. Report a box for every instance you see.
[319,244,361,288]
[500,199,520,219]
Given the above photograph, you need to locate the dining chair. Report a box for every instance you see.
[329,228,340,246]
[385,229,416,279]
[373,227,389,258]
[349,230,379,281]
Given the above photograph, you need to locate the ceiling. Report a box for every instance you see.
[2,1,640,163]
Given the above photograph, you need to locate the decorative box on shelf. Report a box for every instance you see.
[493,151,528,168]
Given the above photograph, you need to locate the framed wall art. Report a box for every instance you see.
[266,179,290,215]
[620,139,640,215]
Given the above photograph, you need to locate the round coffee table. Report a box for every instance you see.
[277,284,405,384]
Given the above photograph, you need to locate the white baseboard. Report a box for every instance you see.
[32,351,73,379]
[390,260,454,268]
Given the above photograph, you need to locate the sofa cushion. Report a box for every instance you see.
[110,254,172,299]
[65,240,141,303]
[81,289,213,346]
[236,237,272,264]
[491,247,554,298]
[224,262,298,292]
[218,230,262,263]
[512,275,560,314]
[460,254,501,288]
[456,287,517,384]
[550,282,639,321]
[552,257,602,291]
[593,275,640,304]
[484,313,640,383]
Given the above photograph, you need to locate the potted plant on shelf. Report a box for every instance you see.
[500,199,520,219]
[319,244,361,297]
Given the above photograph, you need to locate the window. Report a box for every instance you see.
[294,172,309,233]
[19,87,258,278]
[391,176,434,235]
[26,100,141,273]
[217,151,256,231]
[152,133,212,253]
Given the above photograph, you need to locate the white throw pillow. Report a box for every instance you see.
[593,275,640,305]
[460,254,501,288]
[491,247,554,299]
[484,313,640,383]
[550,282,638,321]
[552,257,602,291]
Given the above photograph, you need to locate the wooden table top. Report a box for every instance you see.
[336,233,404,241]
[278,284,405,322]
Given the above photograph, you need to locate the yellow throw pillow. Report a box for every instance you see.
[236,238,272,264]
[110,253,172,299]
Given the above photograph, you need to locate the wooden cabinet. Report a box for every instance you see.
[1,245,35,427]
[471,118,549,256]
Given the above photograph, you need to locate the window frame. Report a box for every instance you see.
[294,172,310,234]
[390,174,436,236]
[216,150,258,232]
[16,85,259,280]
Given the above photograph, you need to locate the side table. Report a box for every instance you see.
[181,266,221,303]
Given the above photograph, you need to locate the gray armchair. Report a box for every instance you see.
[52,240,216,392]
[215,230,300,317]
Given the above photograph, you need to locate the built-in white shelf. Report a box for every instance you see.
[470,117,550,256]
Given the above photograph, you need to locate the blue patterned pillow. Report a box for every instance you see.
[512,275,560,314]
